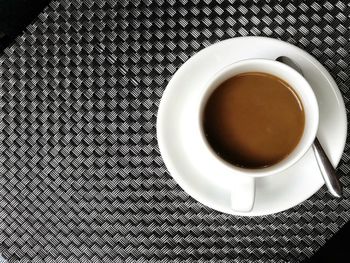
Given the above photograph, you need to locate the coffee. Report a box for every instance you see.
[203,72,305,169]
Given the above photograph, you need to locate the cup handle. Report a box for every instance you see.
[231,176,255,212]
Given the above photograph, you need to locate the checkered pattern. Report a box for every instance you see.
[0,0,349,262]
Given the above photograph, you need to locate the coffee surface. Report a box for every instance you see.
[203,72,305,168]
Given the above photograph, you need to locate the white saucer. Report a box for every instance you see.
[157,37,347,216]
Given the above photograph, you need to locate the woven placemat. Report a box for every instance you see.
[0,0,349,262]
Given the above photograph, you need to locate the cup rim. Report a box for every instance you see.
[197,58,319,178]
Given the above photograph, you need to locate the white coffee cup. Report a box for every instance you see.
[189,59,319,212]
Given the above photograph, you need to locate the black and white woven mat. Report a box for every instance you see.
[0,0,349,262]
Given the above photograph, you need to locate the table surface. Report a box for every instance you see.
[0,0,349,262]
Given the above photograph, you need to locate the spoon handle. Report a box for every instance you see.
[312,138,342,197]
